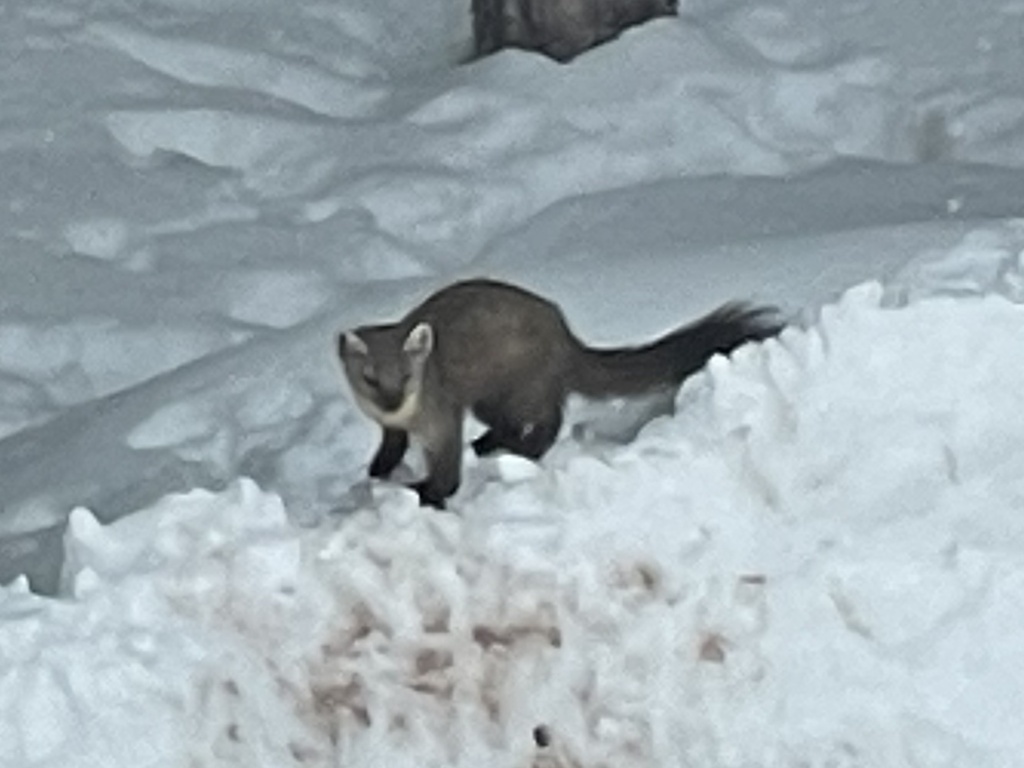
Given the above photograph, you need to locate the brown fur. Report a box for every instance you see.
[471,0,678,63]
[338,278,781,508]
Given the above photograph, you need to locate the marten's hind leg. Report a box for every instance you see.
[472,384,564,460]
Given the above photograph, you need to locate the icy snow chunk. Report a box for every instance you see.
[63,217,131,262]
[1,574,31,595]
[64,478,293,590]
[64,506,165,590]
[222,269,330,329]
[148,478,291,543]
[66,506,125,573]
[494,453,541,483]
[126,400,214,450]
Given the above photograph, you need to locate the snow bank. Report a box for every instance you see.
[4,281,1024,767]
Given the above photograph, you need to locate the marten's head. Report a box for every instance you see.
[338,322,433,428]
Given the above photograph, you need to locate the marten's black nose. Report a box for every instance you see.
[378,388,405,412]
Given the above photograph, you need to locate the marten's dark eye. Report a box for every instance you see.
[362,366,380,387]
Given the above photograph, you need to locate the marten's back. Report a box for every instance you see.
[401,280,577,402]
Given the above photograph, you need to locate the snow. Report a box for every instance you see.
[2,0,1024,765]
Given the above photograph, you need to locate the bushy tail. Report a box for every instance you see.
[567,303,783,398]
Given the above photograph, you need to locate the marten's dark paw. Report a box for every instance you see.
[411,481,447,510]
[368,457,393,479]
[471,429,502,456]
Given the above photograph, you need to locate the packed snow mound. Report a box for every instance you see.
[4,281,1024,768]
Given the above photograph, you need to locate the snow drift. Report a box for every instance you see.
[4,280,1024,767]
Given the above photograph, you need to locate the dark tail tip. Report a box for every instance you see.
[659,300,786,385]
[712,301,787,342]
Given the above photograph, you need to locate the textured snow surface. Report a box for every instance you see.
[3,0,1024,765]
[5,284,1024,767]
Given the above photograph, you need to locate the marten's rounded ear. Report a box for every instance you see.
[403,322,434,358]
[339,330,368,358]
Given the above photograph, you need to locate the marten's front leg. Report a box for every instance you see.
[369,428,408,478]
[414,411,463,509]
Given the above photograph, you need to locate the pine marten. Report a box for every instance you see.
[337,278,781,508]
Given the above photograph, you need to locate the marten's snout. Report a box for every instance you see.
[376,387,406,412]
